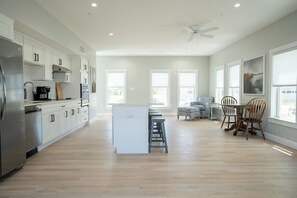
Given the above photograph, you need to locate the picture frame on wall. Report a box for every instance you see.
[243,55,265,95]
[90,66,96,93]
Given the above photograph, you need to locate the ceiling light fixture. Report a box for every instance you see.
[91,2,98,7]
[109,33,114,36]
[234,3,241,8]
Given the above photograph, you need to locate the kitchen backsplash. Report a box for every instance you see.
[23,64,56,101]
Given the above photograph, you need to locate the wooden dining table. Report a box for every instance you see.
[223,103,247,135]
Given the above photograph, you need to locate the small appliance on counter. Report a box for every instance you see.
[34,86,51,100]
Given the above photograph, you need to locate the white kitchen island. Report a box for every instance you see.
[112,104,148,154]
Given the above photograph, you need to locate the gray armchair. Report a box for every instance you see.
[177,96,214,120]
[190,96,214,118]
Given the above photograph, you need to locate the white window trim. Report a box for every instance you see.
[105,69,127,109]
[227,60,241,102]
[268,41,297,126]
[215,66,224,103]
[177,70,199,107]
[150,70,171,108]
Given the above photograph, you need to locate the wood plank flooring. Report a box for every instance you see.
[1,116,297,198]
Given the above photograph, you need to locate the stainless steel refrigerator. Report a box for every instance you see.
[0,36,25,177]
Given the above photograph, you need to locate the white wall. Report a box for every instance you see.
[97,56,209,114]
[209,11,297,145]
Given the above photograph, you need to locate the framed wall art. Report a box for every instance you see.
[243,55,265,95]
[90,66,96,93]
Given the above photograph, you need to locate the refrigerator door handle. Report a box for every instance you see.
[0,64,6,120]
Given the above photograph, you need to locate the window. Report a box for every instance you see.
[228,62,240,102]
[178,71,198,107]
[271,45,297,123]
[150,71,170,107]
[106,70,126,107]
[215,67,224,103]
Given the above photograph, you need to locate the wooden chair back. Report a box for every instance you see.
[221,96,237,115]
[245,98,267,121]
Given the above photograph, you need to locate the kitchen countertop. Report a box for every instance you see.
[24,99,80,107]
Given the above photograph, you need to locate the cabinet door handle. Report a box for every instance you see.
[50,114,55,122]
[84,65,87,70]
[65,111,68,118]
[37,54,39,62]
[77,108,80,113]
[33,53,36,61]
[66,75,68,81]
[72,109,75,115]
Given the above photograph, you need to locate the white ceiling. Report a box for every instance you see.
[35,0,297,56]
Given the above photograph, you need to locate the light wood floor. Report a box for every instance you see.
[1,116,297,198]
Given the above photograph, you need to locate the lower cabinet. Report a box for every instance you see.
[41,105,60,144]
[81,106,89,123]
[40,100,87,148]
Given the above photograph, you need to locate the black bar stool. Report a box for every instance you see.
[149,116,168,153]
[148,112,162,134]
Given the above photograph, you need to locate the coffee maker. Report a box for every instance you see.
[34,86,51,100]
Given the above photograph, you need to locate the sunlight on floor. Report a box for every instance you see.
[272,145,293,156]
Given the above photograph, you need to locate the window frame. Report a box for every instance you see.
[227,60,241,103]
[150,70,171,108]
[105,70,127,108]
[177,70,198,107]
[269,41,297,128]
[215,66,224,103]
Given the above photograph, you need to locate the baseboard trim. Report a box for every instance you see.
[265,132,297,150]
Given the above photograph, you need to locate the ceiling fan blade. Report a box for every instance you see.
[200,34,215,39]
[199,27,219,33]
[188,34,194,42]
[184,27,194,33]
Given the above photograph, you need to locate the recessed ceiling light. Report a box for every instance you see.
[91,2,97,7]
[234,3,240,8]
[109,33,114,36]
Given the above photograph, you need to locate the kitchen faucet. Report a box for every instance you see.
[24,81,35,100]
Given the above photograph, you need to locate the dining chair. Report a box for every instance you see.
[236,98,266,140]
[220,96,237,129]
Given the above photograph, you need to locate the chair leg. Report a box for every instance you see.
[246,122,249,141]
[258,122,266,140]
[227,116,230,129]
[221,116,226,128]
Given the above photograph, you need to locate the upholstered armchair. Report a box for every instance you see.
[190,96,214,118]
[177,96,214,120]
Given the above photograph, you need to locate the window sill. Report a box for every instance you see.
[268,117,297,130]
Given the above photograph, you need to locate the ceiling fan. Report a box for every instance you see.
[184,24,219,42]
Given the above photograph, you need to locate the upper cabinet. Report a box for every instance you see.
[0,12,14,41]
[53,49,71,70]
[80,57,89,84]
[30,46,53,81]
[24,36,45,66]
[81,57,89,73]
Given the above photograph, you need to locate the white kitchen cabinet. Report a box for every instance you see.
[80,57,89,84]
[24,36,45,65]
[112,105,148,154]
[54,72,71,83]
[53,49,71,70]
[0,12,14,41]
[81,57,89,73]
[14,31,23,46]
[41,106,60,144]
[59,103,69,134]
[81,72,88,84]
[30,46,53,81]
[81,106,89,123]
